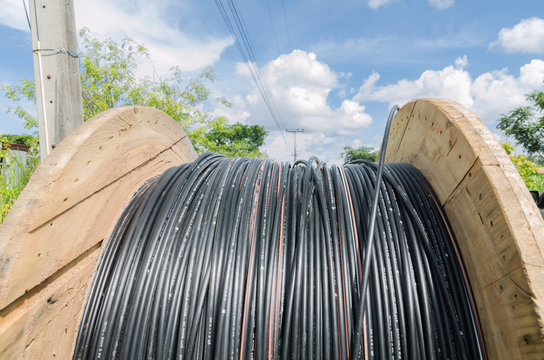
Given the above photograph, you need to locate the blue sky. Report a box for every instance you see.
[1,0,543,163]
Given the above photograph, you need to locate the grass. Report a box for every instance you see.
[0,148,39,223]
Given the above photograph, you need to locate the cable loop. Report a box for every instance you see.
[32,48,79,58]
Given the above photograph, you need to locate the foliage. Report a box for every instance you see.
[1,28,266,157]
[78,28,215,133]
[191,118,268,157]
[497,91,544,163]
[2,79,37,130]
[2,134,38,147]
[0,29,268,220]
[0,136,40,223]
[341,145,378,164]
[502,143,544,192]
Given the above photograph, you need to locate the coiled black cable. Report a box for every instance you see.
[74,150,486,359]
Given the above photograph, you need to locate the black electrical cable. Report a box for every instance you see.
[74,139,487,360]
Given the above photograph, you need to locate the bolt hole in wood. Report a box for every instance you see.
[479,193,482,200]
[63,198,68,202]
[46,75,51,79]
[99,146,103,150]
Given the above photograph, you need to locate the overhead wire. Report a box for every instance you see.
[277,0,306,160]
[214,0,291,156]
[279,0,301,106]
[264,0,281,55]
[22,0,31,31]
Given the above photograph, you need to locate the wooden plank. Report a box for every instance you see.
[29,106,189,229]
[383,100,415,161]
[0,107,195,309]
[0,245,101,359]
[386,98,544,359]
[385,98,477,203]
[0,106,196,359]
[477,265,544,359]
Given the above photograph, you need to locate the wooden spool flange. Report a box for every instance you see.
[385,98,544,359]
[1,99,543,359]
[0,107,196,358]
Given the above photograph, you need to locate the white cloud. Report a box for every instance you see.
[211,94,250,124]
[368,0,394,9]
[454,55,469,69]
[239,50,371,136]
[355,65,473,109]
[0,0,28,31]
[471,59,544,121]
[355,58,544,124]
[428,0,454,10]
[237,50,373,163]
[0,0,233,76]
[491,17,544,54]
[263,131,344,165]
[74,0,233,75]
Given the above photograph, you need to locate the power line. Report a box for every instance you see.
[22,0,31,31]
[264,0,281,55]
[215,0,291,154]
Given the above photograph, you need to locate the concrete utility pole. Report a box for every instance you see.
[286,129,304,163]
[29,0,83,160]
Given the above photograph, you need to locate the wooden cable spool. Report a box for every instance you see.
[0,99,543,359]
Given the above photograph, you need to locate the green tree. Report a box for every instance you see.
[191,118,268,157]
[1,134,38,147]
[341,145,378,164]
[502,143,544,192]
[2,28,267,158]
[2,79,38,130]
[497,91,544,164]
[1,29,268,222]
[78,28,216,132]
[0,135,40,222]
